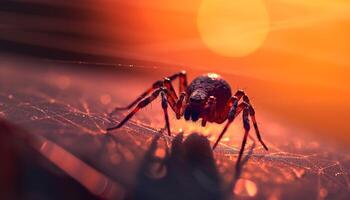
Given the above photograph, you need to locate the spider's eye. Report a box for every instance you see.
[189,90,207,104]
[190,97,202,104]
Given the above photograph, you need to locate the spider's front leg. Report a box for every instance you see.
[212,100,252,168]
[212,97,239,149]
[109,71,187,115]
[160,90,171,136]
[163,77,187,119]
[231,90,269,150]
[213,90,268,167]
[242,95,268,151]
[106,71,188,134]
[106,88,163,131]
[109,80,163,115]
[236,107,251,169]
[106,87,175,136]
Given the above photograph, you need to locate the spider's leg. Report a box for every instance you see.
[168,70,187,94]
[234,89,250,101]
[212,98,239,149]
[163,78,178,111]
[107,88,162,131]
[161,80,188,134]
[163,77,188,119]
[175,92,186,119]
[110,71,187,115]
[201,96,217,127]
[161,90,171,136]
[213,100,250,149]
[236,107,250,170]
[232,89,269,151]
[242,95,268,151]
[179,71,187,94]
[109,80,163,114]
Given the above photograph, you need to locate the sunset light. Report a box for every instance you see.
[197,0,270,57]
[1,0,350,199]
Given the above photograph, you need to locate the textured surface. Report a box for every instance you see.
[0,57,350,200]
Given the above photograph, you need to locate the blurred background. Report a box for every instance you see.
[1,0,349,145]
[1,1,350,199]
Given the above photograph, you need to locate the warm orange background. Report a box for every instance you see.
[98,0,350,144]
[1,0,349,144]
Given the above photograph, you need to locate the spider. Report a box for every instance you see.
[107,71,268,164]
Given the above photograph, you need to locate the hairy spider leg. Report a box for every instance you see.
[168,70,188,94]
[107,88,164,130]
[107,88,162,131]
[161,90,171,136]
[175,92,186,119]
[107,73,188,134]
[107,88,174,136]
[242,95,268,150]
[163,78,178,111]
[109,80,163,115]
[232,90,269,150]
[108,71,188,134]
[109,71,188,115]
[236,107,251,170]
[162,71,188,118]
[212,100,249,150]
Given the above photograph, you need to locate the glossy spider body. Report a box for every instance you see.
[107,71,268,165]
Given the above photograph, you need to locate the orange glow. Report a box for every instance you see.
[233,178,258,197]
[99,0,350,143]
[197,0,270,57]
[155,148,166,158]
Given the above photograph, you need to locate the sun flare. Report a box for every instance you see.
[197,0,270,57]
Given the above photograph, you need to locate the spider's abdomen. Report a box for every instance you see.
[187,73,232,112]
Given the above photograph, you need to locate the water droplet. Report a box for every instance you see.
[335,172,344,176]
[233,178,258,197]
[155,148,166,159]
[222,137,230,142]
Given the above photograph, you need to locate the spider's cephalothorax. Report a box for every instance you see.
[107,71,269,166]
[185,73,232,124]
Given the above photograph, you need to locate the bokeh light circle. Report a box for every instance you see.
[197,0,270,57]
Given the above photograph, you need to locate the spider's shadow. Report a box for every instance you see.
[128,132,256,200]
